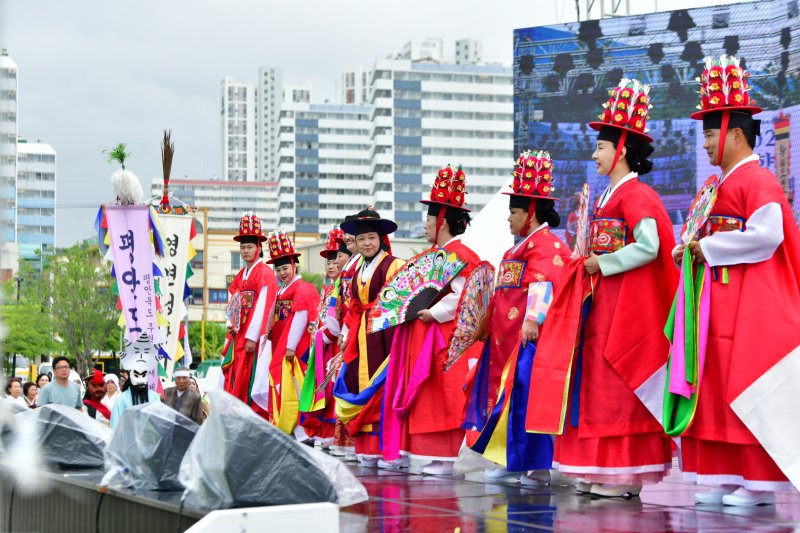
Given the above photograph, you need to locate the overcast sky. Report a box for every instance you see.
[1,0,747,247]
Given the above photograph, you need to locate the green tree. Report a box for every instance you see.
[301,272,324,291]
[188,321,226,361]
[48,242,118,376]
[0,261,58,376]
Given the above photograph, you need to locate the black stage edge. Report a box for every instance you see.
[1,468,203,533]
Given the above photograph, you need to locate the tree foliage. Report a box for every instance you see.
[1,261,58,375]
[48,242,118,376]
[188,321,226,361]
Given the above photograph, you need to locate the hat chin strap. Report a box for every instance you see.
[716,111,730,167]
[433,206,447,247]
[521,198,537,237]
[608,130,628,175]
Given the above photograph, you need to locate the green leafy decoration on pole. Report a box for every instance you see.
[104,143,132,170]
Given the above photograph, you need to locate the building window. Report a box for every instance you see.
[191,250,204,270]
[231,252,244,271]
[209,289,229,304]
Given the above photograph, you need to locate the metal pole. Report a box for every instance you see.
[201,208,209,362]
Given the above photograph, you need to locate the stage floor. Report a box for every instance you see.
[339,462,800,532]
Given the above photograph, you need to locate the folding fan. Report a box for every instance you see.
[366,248,468,334]
[226,292,241,333]
[443,261,495,371]
[571,183,591,259]
[681,174,719,244]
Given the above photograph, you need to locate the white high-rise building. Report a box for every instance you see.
[221,76,257,181]
[277,103,372,234]
[257,66,282,181]
[369,55,513,237]
[342,66,371,105]
[455,39,483,65]
[16,139,56,262]
[0,49,18,247]
[397,39,444,62]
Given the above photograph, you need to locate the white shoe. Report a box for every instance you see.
[520,470,550,487]
[484,468,521,481]
[721,488,776,507]
[344,453,359,462]
[550,469,577,486]
[422,461,454,476]
[590,483,642,498]
[358,456,379,467]
[575,481,594,494]
[695,485,737,505]
[377,456,410,470]
[330,447,346,457]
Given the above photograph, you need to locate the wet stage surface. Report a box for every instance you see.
[340,463,800,532]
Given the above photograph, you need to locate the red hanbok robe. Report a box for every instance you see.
[301,282,339,441]
[464,225,569,438]
[682,160,800,491]
[332,254,360,450]
[268,276,319,433]
[554,178,676,484]
[224,261,278,408]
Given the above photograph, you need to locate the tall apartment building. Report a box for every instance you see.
[0,49,18,246]
[257,67,282,181]
[149,178,278,232]
[221,76,257,181]
[16,140,56,262]
[277,103,372,234]
[342,66,371,105]
[369,58,513,237]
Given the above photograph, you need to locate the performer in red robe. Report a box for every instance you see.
[224,213,278,414]
[676,55,800,506]
[378,165,481,475]
[333,208,404,466]
[463,151,569,484]
[300,228,345,445]
[265,230,320,435]
[530,79,677,498]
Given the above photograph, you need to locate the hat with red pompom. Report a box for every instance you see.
[420,164,471,216]
[589,78,653,143]
[266,229,301,266]
[503,150,559,209]
[320,227,344,259]
[233,212,268,243]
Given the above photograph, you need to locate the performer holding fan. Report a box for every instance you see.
[333,208,405,466]
[674,55,800,506]
[463,150,570,485]
[378,165,482,475]
[223,213,278,416]
[527,78,677,498]
[265,230,320,435]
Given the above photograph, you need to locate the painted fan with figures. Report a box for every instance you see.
[571,183,591,259]
[366,248,468,334]
[681,174,719,244]
[443,261,495,371]
[226,293,241,333]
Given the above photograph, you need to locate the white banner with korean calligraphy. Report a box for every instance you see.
[105,205,162,343]
[158,214,194,375]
